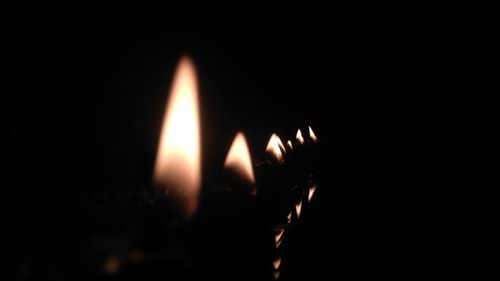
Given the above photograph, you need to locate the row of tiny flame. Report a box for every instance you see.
[272,182,318,280]
[265,126,317,163]
[153,56,319,218]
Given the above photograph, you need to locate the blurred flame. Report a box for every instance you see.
[286,140,293,150]
[287,212,292,223]
[154,56,201,217]
[273,271,281,279]
[308,185,317,202]
[104,256,120,274]
[273,257,281,270]
[295,201,303,218]
[276,135,286,153]
[275,239,282,248]
[308,126,318,142]
[296,129,304,144]
[266,134,284,162]
[224,132,255,185]
[275,228,285,243]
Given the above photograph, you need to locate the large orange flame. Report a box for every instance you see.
[308,126,318,142]
[296,129,304,145]
[224,132,255,185]
[266,134,284,162]
[154,56,201,217]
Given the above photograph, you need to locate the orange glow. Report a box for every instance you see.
[266,134,284,162]
[308,126,318,142]
[308,185,317,202]
[295,201,303,218]
[273,257,281,270]
[276,135,286,153]
[296,129,304,144]
[104,256,120,274]
[275,228,285,243]
[275,239,282,248]
[286,140,293,150]
[287,212,292,223]
[154,56,201,217]
[224,132,255,185]
[273,271,281,279]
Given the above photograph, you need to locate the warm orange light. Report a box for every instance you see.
[276,135,286,153]
[224,132,255,185]
[274,227,285,248]
[266,134,284,162]
[296,129,304,144]
[275,239,282,248]
[287,212,292,223]
[286,140,293,150]
[273,257,281,270]
[308,126,318,142]
[308,185,317,202]
[103,256,120,274]
[154,56,201,217]
[275,228,285,242]
[295,201,303,218]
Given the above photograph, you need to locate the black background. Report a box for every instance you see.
[2,1,438,279]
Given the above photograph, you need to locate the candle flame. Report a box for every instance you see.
[275,228,285,243]
[266,134,284,162]
[276,135,286,153]
[154,56,201,217]
[286,140,293,150]
[295,200,303,218]
[308,126,318,142]
[296,129,304,145]
[273,271,281,279]
[287,212,292,223]
[275,239,282,248]
[224,132,255,185]
[273,257,281,270]
[308,185,317,202]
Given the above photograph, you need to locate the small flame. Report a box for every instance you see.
[154,56,201,217]
[266,134,284,162]
[276,135,286,153]
[273,271,281,279]
[308,126,318,142]
[273,257,282,270]
[295,201,303,218]
[287,212,292,223]
[275,228,285,243]
[296,129,304,144]
[286,140,293,150]
[275,239,282,248]
[224,132,255,185]
[308,185,317,202]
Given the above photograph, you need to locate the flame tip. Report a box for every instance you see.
[308,126,318,142]
[224,132,255,185]
[266,134,284,162]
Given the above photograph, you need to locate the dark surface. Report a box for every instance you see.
[2,1,438,280]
